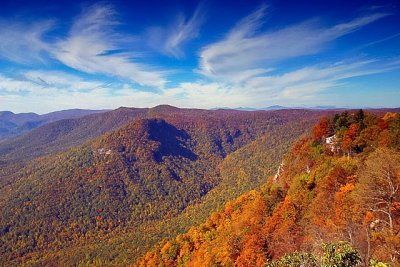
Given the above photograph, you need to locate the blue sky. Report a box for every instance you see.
[0,0,399,113]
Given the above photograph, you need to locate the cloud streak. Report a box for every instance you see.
[0,4,168,88]
[147,3,205,58]
[54,4,167,88]
[198,5,389,82]
[0,20,53,64]
[1,56,399,114]
[0,70,106,96]
[243,60,388,98]
[0,70,169,113]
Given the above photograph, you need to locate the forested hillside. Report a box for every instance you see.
[138,110,400,267]
[0,107,147,164]
[0,107,328,266]
[0,107,149,194]
[2,108,398,266]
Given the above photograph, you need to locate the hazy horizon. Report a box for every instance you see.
[2,104,400,116]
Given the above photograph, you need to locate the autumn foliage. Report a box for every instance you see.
[0,108,326,265]
[138,110,400,266]
[1,108,399,266]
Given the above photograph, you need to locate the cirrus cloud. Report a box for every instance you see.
[0,4,168,88]
[53,3,167,88]
[198,5,390,83]
[0,20,53,64]
[147,2,206,58]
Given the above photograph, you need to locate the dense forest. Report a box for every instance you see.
[0,107,329,266]
[138,110,400,266]
[0,107,399,266]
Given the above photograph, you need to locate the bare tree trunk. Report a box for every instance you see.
[365,226,371,267]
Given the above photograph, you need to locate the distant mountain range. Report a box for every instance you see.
[0,109,106,141]
[214,105,400,111]
[214,105,340,111]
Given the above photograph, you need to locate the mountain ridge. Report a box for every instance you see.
[0,109,106,141]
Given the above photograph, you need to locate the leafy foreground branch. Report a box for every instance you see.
[268,241,389,267]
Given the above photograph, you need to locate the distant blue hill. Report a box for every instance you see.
[0,109,106,141]
[212,105,340,111]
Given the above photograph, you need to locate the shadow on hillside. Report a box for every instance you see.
[148,119,197,163]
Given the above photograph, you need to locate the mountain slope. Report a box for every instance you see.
[137,110,400,266]
[0,107,148,164]
[0,108,329,266]
[38,116,319,266]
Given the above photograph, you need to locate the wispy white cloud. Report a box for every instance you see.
[0,71,167,113]
[243,61,376,97]
[53,3,167,88]
[198,5,389,82]
[166,59,400,109]
[358,32,400,49]
[147,3,205,58]
[0,70,106,96]
[0,74,44,94]
[23,70,105,92]
[1,57,399,114]
[0,20,53,64]
[0,4,168,88]
[238,59,400,105]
